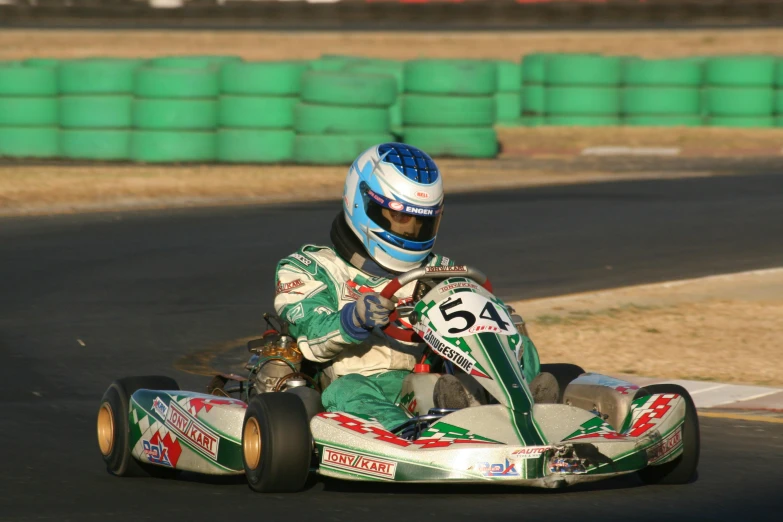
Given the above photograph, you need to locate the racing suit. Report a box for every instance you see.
[273,244,541,430]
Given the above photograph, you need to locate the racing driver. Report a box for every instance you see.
[273,143,546,430]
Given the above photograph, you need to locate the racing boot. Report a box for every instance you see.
[433,374,482,409]
[529,371,560,404]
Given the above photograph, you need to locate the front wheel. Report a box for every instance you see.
[97,375,180,478]
[242,393,312,492]
[637,383,700,485]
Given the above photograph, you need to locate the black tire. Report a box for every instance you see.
[539,363,586,403]
[97,375,180,478]
[242,393,312,493]
[637,384,700,485]
[285,386,325,421]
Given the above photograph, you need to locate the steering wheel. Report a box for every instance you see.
[380,265,493,343]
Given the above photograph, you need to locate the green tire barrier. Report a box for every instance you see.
[0,65,58,96]
[0,127,59,158]
[402,95,495,127]
[60,129,130,160]
[148,56,243,69]
[777,116,783,127]
[404,60,497,95]
[496,61,523,92]
[345,63,405,93]
[522,85,545,115]
[776,63,783,87]
[522,54,555,85]
[308,59,354,72]
[544,115,621,126]
[300,71,397,107]
[621,88,701,115]
[60,96,133,128]
[520,115,546,127]
[59,59,143,94]
[130,130,216,163]
[133,99,218,130]
[134,67,220,98]
[773,89,783,112]
[218,95,297,129]
[705,56,777,87]
[495,92,523,123]
[24,58,60,68]
[624,115,704,127]
[293,133,395,165]
[0,97,58,126]
[545,87,620,115]
[704,88,774,116]
[623,59,703,86]
[217,129,295,163]
[294,103,390,134]
[545,54,622,86]
[402,127,498,158]
[389,102,403,134]
[220,61,309,96]
[707,116,775,128]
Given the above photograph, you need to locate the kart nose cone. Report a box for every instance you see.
[244,417,262,470]
[97,403,114,456]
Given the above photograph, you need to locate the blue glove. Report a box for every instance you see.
[340,293,395,341]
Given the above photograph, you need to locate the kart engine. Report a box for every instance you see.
[246,330,307,395]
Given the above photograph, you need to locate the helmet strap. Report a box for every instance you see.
[330,211,399,278]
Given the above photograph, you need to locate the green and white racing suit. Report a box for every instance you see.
[273,244,541,429]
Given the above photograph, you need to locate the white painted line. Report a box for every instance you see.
[688,384,727,395]
[731,390,781,403]
[582,146,632,156]
[512,267,783,308]
[581,146,681,157]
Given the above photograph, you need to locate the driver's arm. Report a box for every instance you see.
[273,260,364,364]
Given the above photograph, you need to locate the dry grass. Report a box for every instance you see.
[1,29,782,61]
[0,161,727,217]
[497,127,783,154]
[509,269,783,387]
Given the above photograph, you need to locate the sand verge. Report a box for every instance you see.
[508,268,783,387]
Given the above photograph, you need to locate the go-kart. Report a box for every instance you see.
[96,265,699,492]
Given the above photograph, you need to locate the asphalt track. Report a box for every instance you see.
[1,172,782,521]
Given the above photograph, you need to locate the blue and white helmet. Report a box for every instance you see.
[342,143,444,274]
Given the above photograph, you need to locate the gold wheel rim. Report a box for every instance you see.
[97,403,115,456]
[243,417,262,470]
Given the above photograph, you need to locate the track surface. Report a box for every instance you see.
[1,172,782,521]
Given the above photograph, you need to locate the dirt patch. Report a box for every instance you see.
[497,127,783,156]
[508,269,783,387]
[0,160,730,217]
[1,28,782,60]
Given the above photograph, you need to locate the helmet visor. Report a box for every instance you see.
[365,190,442,243]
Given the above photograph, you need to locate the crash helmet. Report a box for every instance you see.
[342,143,444,273]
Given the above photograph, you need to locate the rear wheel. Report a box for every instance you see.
[242,393,312,492]
[637,384,700,485]
[539,363,586,403]
[97,375,180,477]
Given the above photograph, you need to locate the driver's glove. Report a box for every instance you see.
[340,292,395,341]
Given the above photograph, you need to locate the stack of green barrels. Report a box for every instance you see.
[402,60,498,158]
[59,59,142,160]
[704,56,777,128]
[293,70,397,164]
[621,58,703,126]
[495,61,524,126]
[777,61,783,127]
[131,56,240,163]
[218,61,307,163]
[520,54,549,126]
[0,62,59,158]
[544,54,622,126]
